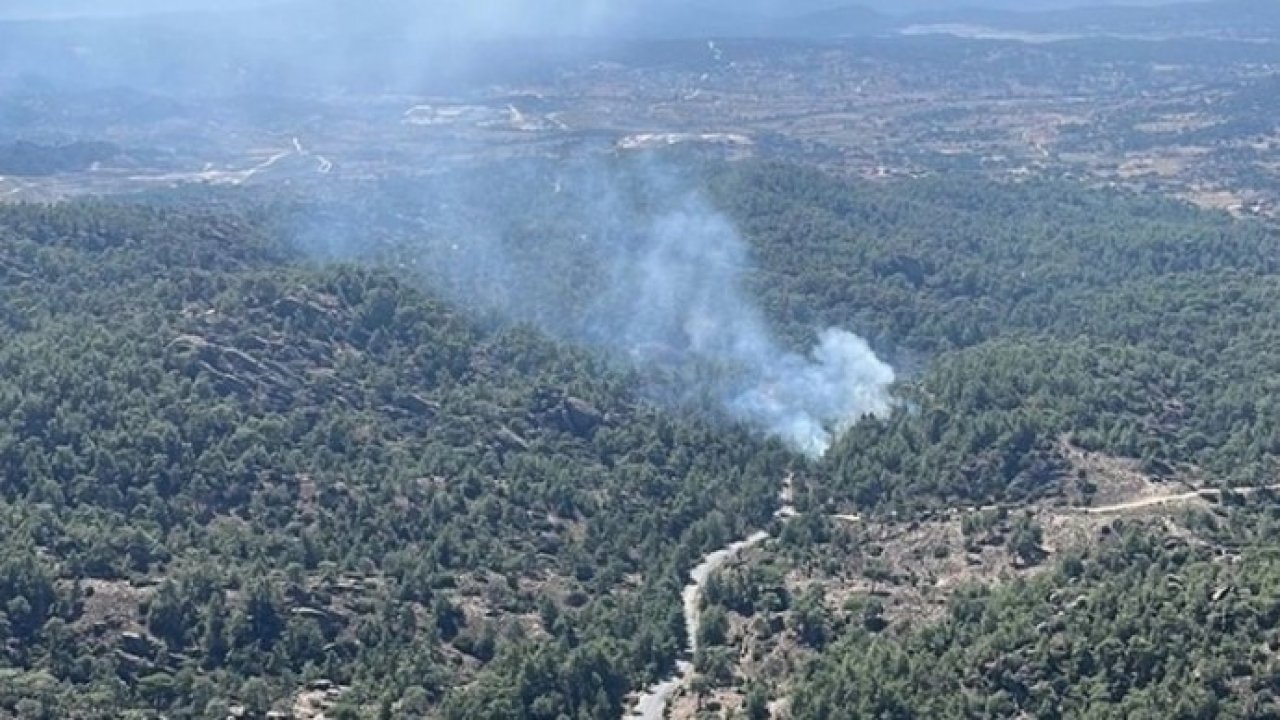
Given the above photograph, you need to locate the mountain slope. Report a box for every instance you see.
[0,200,793,718]
[4,157,1280,717]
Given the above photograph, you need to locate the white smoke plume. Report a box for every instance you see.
[385,163,896,457]
[603,196,895,456]
[2,0,897,455]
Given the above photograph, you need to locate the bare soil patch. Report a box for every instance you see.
[69,579,152,635]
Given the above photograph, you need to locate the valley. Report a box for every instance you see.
[6,29,1280,224]
[2,2,1280,719]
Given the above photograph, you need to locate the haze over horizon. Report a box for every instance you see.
[0,0,1206,22]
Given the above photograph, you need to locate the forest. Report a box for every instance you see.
[1,157,1279,718]
[0,141,121,177]
[0,199,792,718]
[787,500,1280,719]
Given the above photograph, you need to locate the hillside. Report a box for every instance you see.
[1,159,1280,718]
[0,141,120,177]
[911,0,1280,36]
[706,165,1280,514]
[0,200,794,718]
[296,158,1280,512]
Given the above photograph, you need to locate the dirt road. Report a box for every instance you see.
[1082,485,1280,515]
[625,479,797,720]
[623,478,1277,718]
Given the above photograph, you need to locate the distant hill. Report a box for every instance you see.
[774,5,893,37]
[0,0,1269,98]
[909,0,1280,36]
[0,140,120,176]
[860,0,1195,12]
[539,2,891,38]
[713,0,1264,39]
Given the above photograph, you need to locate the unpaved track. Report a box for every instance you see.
[627,532,771,720]
[1082,484,1280,514]
[624,478,1278,718]
[626,480,796,720]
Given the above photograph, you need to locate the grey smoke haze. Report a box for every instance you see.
[0,0,814,31]
[0,0,900,457]
[598,193,894,455]
[0,0,1204,453]
[333,161,895,457]
[0,0,1192,22]
[1,0,1212,452]
[0,0,1239,97]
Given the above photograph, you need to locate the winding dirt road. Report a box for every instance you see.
[627,532,772,720]
[1082,484,1280,515]
[626,479,796,720]
[624,477,1278,719]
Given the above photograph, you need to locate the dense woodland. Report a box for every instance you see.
[788,500,1280,719]
[308,159,1280,512]
[709,165,1280,513]
[0,200,791,717]
[1,158,1279,717]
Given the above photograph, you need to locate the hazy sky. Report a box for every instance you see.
[0,0,269,19]
[0,0,1191,21]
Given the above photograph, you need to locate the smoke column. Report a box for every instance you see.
[3,0,898,458]
[599,195,894,456]
[382,161,895,457]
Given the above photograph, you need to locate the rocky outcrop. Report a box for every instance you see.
[561,397,604,437]
[119,631,161,659]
